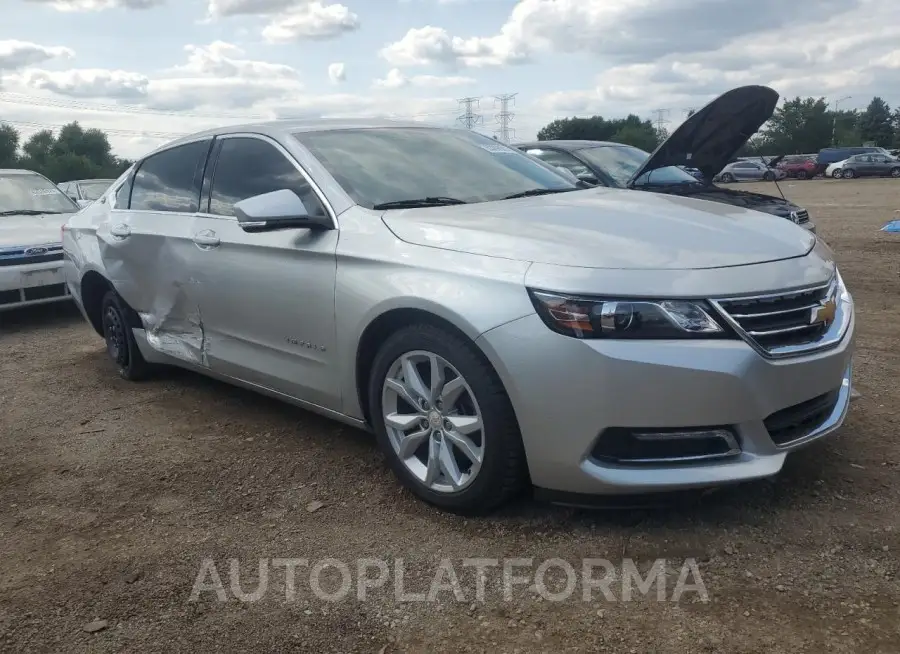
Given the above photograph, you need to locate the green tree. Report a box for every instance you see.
[858,97,893,146]
[0,123,19,168]
[537,114,660,150]
[3,121,133,182]
[761,96,832,154]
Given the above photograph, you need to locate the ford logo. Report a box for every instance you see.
[24,247,48,256]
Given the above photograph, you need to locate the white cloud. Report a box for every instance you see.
[19,68,150,99]
[261,2,360,42]
[23,0,164,10]
[327,62,346,84]
[0,40,74,71]
[381,0,856,69]
[373,67,475,89]
[205,0,296,17]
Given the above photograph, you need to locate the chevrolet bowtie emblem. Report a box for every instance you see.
[811,298,837,327]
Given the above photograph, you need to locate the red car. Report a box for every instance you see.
[775,155,818,179]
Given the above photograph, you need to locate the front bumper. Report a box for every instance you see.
[0,260,70,311]
[477,310,855,495]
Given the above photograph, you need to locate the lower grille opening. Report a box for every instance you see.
[23,283,67,301]
[764,390,840,446]
[591,427,741,465]
[0,289,21,305]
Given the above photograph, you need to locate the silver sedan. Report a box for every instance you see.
[63,120,855,513]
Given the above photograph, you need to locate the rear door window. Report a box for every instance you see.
[130,139,211,213]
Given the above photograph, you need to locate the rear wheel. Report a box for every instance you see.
[368,324,528,514]
[101,290,152,381]
[891,167,900,178]
[763,171,775,181]
[843,168,855,179]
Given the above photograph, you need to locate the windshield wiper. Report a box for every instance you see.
[502,188,576,200]
[373,197,468,210]
[0,209,65,216]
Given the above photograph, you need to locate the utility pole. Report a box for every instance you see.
[493,93,518,143]
[457,96,483,130]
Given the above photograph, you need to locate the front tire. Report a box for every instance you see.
[101,290,152,381]
[368,324,528,514]
[721,173,735,183]
[796,170,808,180]
[763,171,775,181]
[833,169,843,179]
[891,167,900,178]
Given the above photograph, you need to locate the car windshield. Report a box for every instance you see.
[293,127,576,208]
[78,180,112,201]
[574,144,700,187]
[0,172,79,215]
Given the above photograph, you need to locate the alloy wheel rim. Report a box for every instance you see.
[893,169,900,178]
[102,305,128,366]
[381,350,485,494]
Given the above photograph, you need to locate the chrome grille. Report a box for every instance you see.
[714,278,836,353]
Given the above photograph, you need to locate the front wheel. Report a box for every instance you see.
[763,171,775,181]
[101,290,152,381]
[796,170,808,180]
[721,173,735,183]
[833,169,843,179]
[891,167,900,178]
[368,324,528,514]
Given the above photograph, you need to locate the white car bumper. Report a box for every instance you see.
[0,246,71,311]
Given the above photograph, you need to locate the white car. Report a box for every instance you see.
[826,159,849,178]
[58,178,116,208]
[1,169,81,311]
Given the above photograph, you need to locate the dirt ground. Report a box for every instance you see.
[2,178,899,653]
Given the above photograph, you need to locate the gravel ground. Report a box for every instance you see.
[1,178,899,653]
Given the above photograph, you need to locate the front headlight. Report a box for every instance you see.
[528,290,731,340]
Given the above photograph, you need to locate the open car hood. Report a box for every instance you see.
[627,85,779,186]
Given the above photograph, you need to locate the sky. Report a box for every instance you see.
[2,0,900,159]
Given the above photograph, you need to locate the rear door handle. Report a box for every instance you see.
[110,223,131,239]
[192,229,220,249]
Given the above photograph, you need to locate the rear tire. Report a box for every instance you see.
[101,290,152,381]
[891,167,900,178]
[368,324,529,514]
[843,168,855,179]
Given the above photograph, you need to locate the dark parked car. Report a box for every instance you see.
[516,85,815,232]
[814,146,890,176]
[838,153,900,179]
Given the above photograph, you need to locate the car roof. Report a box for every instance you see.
[513,140,624,151]
[0,168,43,175]
[148,118,446,158]
[69,178,116,183]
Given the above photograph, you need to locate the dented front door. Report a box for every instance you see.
[186,134,341,411]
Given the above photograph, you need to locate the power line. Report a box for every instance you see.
[1,119,187,139]
[493,93,517,143]
[457,96,483,130]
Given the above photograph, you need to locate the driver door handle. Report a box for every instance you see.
[192,229,220,249]
[110,223,131,239]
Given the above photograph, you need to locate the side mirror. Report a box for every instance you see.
[577,173,599,185]
[76,199,91,208]
[234,189,331,233]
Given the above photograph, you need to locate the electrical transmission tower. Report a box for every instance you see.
[651,108,670,135]
[493,93,518,143]
[457,96,483,130]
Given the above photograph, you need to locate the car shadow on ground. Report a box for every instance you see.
[0,302,83,332]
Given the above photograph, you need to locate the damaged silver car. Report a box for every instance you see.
[63,120,854,514]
